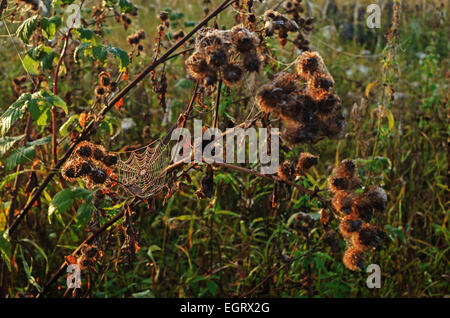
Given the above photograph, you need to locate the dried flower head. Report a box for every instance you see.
[331,191,354,214]
[277,161,295,182]
[343,246,364,271]
[296,152,318,172]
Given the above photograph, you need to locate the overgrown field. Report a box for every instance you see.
[0,0,448,298]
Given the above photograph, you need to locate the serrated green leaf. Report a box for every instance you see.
[0,93,31,137]
[92,45,107,63]
[107,45,129,71]
[40,16,62,39]
[0,135,25,157]
[5,145,35,170]
[48,189,74,221]
[23,54,40,75]
[77,202,94,227]
[118,0,135,13]
[41,90,68,114]
[59,114,79,136]
[16,16,38,44]
[72,27,94,41]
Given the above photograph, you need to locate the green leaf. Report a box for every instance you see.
[5,145,35,170]
[118,0,135,13]
[74,42,93,63]
[92,45,107,63]
[40,16,62,39]
[77,202,94,227]
[72,27,95,41]
[59,114,79,136]
[0,135,25,157]
[0,93,31,137]
[40,90,68,114]
[48,189,74,222]
[23,54,40,75]
[16,16,38,44]
[1,136,47,170]
[107,45,129,71]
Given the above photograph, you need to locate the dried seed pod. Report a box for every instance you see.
[339,215,362,238]
[76,161,94,177]
[272,72,299,94]
[94,86,106,98]
[352,223,381,251]
[256,84,283,114]
[207,48,228,67]
[331,191,354,214]
[297,152,318,172]
[316,93,340,114]
[320,113,345,137]
[365,186,388,211]
[102,154,118,167]
[62,163,77,181]
[222,63,243,87]
[242,53,261,72]
[277,161,295,182]
[89,168,108,184]
[282,123,317,145]
[230,26,258,52]
[343,246,364,271]
[296,51,333,82]
[352,196,373,222]
[93,146,105,161]
[328,176,350,193]
[335,160,356,178]
[76,145,93,158]
[158,11,169,21]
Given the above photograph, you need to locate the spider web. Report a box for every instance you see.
[116,141,171,198]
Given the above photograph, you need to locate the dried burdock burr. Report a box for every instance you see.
[365,186,388,212]
[256,84,283,114]
[331,191,354,214]
[296,152,318,173]
[335,159,356,179]
[339,215,362,238]
[207,48,228,67]
[352,195,373,222]
[89,168,108,184]
[277,161,295,182]
[328,176,350,193]
[230,26,258,52]
[343,246,365,271]
[94,85,106,98]
[158,11,169,22]
[352,223,381,251]
[222,63,243,87]
[93,146,106,161]
[282,123,317,145]
[102,154,118,167]
[76,145,93,158]
[242,53,261,72]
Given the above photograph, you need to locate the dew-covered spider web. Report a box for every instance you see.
[115,140,171,198]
